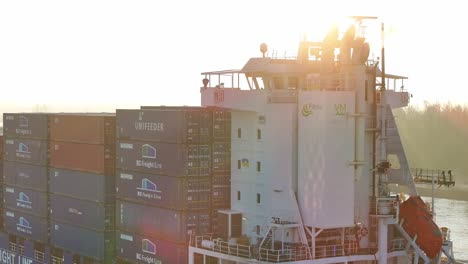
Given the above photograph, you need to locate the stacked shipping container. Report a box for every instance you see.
[210,110,232,237]
[0,134,3,228]
[0,107,232,264]
[48,114,116,263]
[116,107,231,264]
[2,113,50,244]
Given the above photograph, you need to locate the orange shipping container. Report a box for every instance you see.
[49,141,114,175]
[49,114,115,145]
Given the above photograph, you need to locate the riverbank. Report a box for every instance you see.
[389,183,468,201]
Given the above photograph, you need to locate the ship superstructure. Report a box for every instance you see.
[189,18,456,264]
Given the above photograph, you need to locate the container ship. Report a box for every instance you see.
[0,18,459,264]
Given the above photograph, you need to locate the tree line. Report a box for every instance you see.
[395,102,468,182]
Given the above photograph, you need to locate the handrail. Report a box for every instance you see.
[191,232,408,262]
[412,168,455,186]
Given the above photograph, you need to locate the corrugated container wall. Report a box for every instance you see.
[0,135,3,224]
[117,108,212,143]
[51,221,115,262]
[0,135,3,159]
[116,170,211,210]
[117,201,210,243]
[212,110,231,142]
[50,141,114,175]
[0,231,52,264]
[4,210,48,242]
[4,139,48,166]
[49,114,115,145]
[3,113,49,140]
[117,231,187,264]
[4,186,48,217]
[116,140,210,177]
[49,168,114,203]
[3,161,48,192]
[50,194,114,231]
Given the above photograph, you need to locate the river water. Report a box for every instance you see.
[421,197,468,262]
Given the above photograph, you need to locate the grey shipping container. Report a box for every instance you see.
[116,140,211,177]
[117,201,211,243]
[49,168,114,203]
[116,170,210,210]
[50,194,114,231]
[117,230,187,264]
[3,113,49,140]
[3,161,48,191]
[116,108,213,143]
[3,139,48,166]
[51,221,115,262]
[0,135,3,159]
[4,209,48,242]
[4,185,48,217]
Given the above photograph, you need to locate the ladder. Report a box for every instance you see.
[259,226,276,250]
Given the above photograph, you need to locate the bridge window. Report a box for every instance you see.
[237,191,241,201]
[257,193,261,204]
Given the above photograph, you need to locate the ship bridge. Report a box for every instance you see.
[192,18,455,264]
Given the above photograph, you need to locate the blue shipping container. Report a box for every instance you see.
[4,210,48,242]
[117,201,211,243]
[49,168,114,203]
[0,232,51,264]
[117,230,187,264]
[116,170,211,210]
[3,161,48,192]
[50,194,114,231]
[4,186,48,217]
[3,139,48,166]
[116,140,211,177]
[51,221,115,261]
[3,113,49,140]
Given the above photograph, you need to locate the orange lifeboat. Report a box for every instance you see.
[399,196,442,258]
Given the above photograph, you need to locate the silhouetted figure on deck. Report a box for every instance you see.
[439,171,447,187]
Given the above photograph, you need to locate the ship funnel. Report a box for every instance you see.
[352,42,370,64]
[340,25,356,64]
[322,25,339,68]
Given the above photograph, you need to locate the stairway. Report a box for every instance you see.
[259,226,276,249]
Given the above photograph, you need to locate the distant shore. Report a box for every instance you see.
[389,183,468,201]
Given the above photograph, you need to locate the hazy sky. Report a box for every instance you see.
[0,1,465,112]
